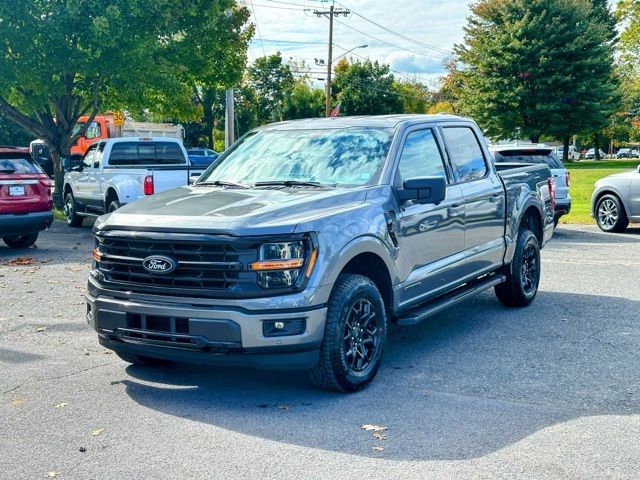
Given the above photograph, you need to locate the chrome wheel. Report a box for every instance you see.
[343,299,380,373]
[597,198,618,230]
[520,243,538,295]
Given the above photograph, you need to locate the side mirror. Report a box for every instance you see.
[397,176,447,205]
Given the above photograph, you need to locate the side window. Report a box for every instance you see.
[397,129,446,182]
[85,121,101,140]
[82,146,96,169]
[93,143,105,168]
[442,127,487,183]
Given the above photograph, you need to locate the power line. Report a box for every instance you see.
[247,0,266,55]
[335,1,451,56]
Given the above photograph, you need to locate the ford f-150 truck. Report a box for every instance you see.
[87,115,555,392]
[63,137,205,226]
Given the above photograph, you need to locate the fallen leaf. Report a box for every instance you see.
[36,326,46,332]
[11,398,24,406]
[54,403,67,409]
[276,404,292,411]
[109,381,121,385]
[100,349,113,355]
[46,471,60,478]
[373,432,387,440]
[361,424,387,432]
[7,256,36,266]
[372,446,385,452]
[79,447,86,453]
[91,428,104,436]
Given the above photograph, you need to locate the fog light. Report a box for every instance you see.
[263,319,306,337]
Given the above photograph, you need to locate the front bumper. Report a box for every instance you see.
[0,210,53,237]
[86,279,328,370]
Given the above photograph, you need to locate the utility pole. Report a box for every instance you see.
[314,5,350,117]
[224,88,235,149]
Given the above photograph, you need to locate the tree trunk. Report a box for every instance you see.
[592,132,601,161]
[529,134,540,143]
[50,149,65,209]
[202,88,216,149]
[563,135,571,163]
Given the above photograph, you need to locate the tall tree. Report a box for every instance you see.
[0,0,244,206]
[283,79,325,120]
[332,59,403,116]
[247,54,295,124]
[394,80,432,114]
[455,0,619,154]
[0,113,31,147]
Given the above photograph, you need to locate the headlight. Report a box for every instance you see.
[249,240,317,289]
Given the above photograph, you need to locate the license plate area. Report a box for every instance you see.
[9,185,25,196]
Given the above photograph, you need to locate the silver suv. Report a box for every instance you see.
[489,144,570,226]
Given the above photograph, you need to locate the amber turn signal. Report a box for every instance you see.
[248,258,304,271]
[305,249,318,278]
[92,248,102,262]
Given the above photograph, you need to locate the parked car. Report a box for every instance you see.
[585,148,606,160]
[186,147,219,168]
[63,137,206,227]
[490,144,570,226]
[591,164,640,233]
[87,115,555,392]
[29,139,54,177]
[616,148,640,159]
[0,147,53,248]
[554,145,580,161]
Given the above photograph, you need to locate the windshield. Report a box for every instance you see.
[493,149,563,169]
[72,121,101,139]
[197,127,394,187]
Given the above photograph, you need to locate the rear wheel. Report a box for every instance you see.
[3,233,38,249]
[495,228,540,307]
[64,191,83,227]
[115,351,170,367]
[595,194,628,233]
[107,199,121,213]
[308,274,387,392]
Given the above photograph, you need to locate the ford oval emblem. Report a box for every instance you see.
[142,255,177,275]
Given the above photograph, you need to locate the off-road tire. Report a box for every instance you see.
[308,274,387,393]
[495,229,540,307]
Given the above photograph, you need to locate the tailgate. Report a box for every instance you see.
[549,168,569,200]
[151,166,207,193]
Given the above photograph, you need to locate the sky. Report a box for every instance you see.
[243,0,472,86]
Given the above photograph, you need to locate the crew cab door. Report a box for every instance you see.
[441,125,505,277]
[74,145,97,201]
[392,127,466,310]
[86,142,105,206]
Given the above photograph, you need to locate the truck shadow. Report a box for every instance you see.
[121,290,640,461]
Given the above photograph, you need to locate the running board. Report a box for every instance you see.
[395,274,506,326]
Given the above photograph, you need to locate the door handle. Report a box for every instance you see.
[448,206,462,217]
[490,194,501,203]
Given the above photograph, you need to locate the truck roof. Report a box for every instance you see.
[258,114,471,131]
[101,137,183,145]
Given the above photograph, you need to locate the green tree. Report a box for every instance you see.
[247,54,295,124]
[283,79,325,120]
[0,0,245,206]
[332,59,403,115]
[455,0,619,159]
[394,80,432,114]
[0,113,31,147]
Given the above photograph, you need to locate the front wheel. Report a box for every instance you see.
[308,274,387,393]
[595,194,628,233]
[495,229,540,307]
[107,199,121,213]
[3,233,38,248]
[64,191,83,227]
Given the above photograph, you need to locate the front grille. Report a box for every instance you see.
[95,232,260,298]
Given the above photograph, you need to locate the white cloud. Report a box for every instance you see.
[246,0,471,82]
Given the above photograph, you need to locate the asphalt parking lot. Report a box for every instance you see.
[1,221,639,479]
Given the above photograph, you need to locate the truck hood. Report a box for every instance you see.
[95,185,369,236]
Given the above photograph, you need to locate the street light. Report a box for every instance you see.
[332,44,368,63]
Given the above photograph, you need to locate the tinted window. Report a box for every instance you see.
[397,129,446,181]
[198,128,393,187]
[108,142,186,166]
[0,156,43,174]
[493,149,563,169]
[443,127,487,182]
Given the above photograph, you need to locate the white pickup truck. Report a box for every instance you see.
[63,137,205,227]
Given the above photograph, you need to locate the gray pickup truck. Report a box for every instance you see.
[87,115,555,392]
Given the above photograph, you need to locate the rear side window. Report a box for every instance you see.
[442,127,487,183]
[0,156,43,174]
[493,150,563,169]
[108,142,186,166]
[397,129,447,181]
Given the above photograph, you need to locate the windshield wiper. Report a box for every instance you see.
[195,180,250,189]
[0,168,16,174]
[254,180,327,188]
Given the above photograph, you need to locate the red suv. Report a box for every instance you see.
[0,147,53,248]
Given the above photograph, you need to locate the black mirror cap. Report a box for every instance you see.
[398,176,446,204]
